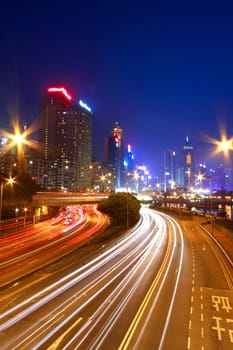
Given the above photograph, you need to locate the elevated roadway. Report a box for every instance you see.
[31,192,109,207]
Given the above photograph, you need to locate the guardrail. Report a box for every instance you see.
[0,216,34,233]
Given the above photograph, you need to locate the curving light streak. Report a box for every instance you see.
[86,212,177,350]
[0,209,153,327]
[1,208,182,350]
[0,206,91,265]
[140,213,184,350]
[62,210,182,350]
[0,209,160,345]
[72,213,167,350]
[17,209,165,350]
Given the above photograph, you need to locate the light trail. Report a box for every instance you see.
[0,210,155,330]
[0,208,184,350]
[1,209,163,349]
[115,211,184,350]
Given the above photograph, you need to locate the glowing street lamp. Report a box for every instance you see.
[218,138,233,153]
[0,119,38,172]
[207,130,233,160]
[195,173,205,190]
[13,133,25,146]
[13,131,27,171]
[0,177,15,222]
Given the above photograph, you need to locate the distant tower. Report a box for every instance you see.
[68,101,92,191]
[183,136,194,191]
[106,122,124,190]
[164,150,176,191]
[124,144,135,172]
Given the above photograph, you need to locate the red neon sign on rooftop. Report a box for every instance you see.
[47,87,72,100]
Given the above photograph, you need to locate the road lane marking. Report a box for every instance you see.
[0,274,51,303]
[201,327,204,338]
[118,221,176,350]
[187,336,191,349]
[47,317,83,349]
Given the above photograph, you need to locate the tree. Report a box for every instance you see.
[98,192,141,227]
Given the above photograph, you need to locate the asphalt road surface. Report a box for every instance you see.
[0,207,232,349]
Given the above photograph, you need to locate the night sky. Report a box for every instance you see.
[1,1,233,174]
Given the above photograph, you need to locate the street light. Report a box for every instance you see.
[217,136,233,220]
[207,175,213,234]
[13,131,27,172]
[0,177,15,222]
[206,132,233,221]
[209,133,233,160]
[0,125,28,173]
[195,173,205,191]
[134,172,139,194]
[218,138,233,154]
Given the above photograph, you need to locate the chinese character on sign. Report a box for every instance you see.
[227,319,233,343]
[212,316,225,341]
[212,316,233,343]
[212,295,232,313]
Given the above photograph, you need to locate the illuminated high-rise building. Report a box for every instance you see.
[38,87,92,191]
[67,102,92,191]
[38,87,72,161]
[105,122,124,190]
[164,149,176,191]
[183,136,194,191]
[124,144,135,172]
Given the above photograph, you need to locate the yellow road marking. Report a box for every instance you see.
[47,317,83,349]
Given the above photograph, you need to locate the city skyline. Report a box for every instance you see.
[1,1,233,173]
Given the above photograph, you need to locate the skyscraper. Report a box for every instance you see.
[38,87,72,161]
[164,149,176,191]
[106,122,124,190]
[183,136,194,191]
[124,144,135,173]
[38,87,92,191]
[68,102,92,191]
[38,87,72,189]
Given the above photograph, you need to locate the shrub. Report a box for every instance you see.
[98,192,141,227]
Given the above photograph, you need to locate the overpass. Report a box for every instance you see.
[32,192,153,206]
[31,192,109,207]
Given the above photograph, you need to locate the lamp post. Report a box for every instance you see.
[13,132,26,172]
[0,181,3,222]
[218,137,233,219]
[208,175,213,234]
[126,174,129,229]
[196,173,205,191]
[0,177,15,223]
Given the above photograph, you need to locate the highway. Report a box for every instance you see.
[0,208,233,349]
[0,204,108,287]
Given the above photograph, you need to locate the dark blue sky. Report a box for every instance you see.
[1,0,233,174]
